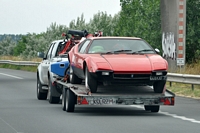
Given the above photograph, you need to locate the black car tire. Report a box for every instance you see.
[66,89,75,112]
[144,105,151,111]
[48,78,60,104]
[144,105,160,112]
[85,66,98,93]
[153,80,166,93]
[62,87,67,111]
[37,75,47,100]
[150,106,160,112]
[69,65,82,84]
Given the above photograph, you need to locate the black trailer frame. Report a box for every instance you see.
[56,81,175,113]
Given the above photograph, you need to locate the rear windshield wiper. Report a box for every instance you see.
[132,49,154,54]
[103,50,132,54]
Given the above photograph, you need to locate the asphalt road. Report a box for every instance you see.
[0,68,200,133]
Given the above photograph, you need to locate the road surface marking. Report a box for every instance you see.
[0,73,23,79]
[0,117,23,133]
[131,105,200,124]
[160,111,200,124]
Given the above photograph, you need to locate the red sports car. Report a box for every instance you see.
[68,37,168,93]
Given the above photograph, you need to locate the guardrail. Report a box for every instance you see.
[0,60,40,66]
[167,73,200,90]
[0,60,200,90]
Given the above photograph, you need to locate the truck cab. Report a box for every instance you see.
[37,39,69,103]
[36,29,89,104]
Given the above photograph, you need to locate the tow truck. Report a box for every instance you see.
[48,30,175,113]
[51,56,175,113]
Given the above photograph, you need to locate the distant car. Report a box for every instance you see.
[68,37,168,93]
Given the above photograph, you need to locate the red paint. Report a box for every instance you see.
[179,13,183,18]
[178,38,183,42]
[179,46,183,50]
[68,37,168,73]
[179,21,183,26]
[179,5,184,10]
[179,30,183,34]
[178,54,183,58]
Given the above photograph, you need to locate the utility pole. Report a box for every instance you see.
[160,0,186,72]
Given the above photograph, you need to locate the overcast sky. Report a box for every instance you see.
[0,0,121,35]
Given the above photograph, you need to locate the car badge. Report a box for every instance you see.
[131,74,134,78]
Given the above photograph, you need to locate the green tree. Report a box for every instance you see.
[0,36,16,55]
[13,36,27,56]
[69,12,117,36]
[186,0,200,63]
[69,13,87,30]
[116,0,161,49]
[87,11,114,36]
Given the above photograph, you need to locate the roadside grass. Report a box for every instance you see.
[0,64,37,72]
[174,61,200,74]
[0,56,200,98]
[0,56,40,72]
[0,55,42,62]
[166,82,200,99]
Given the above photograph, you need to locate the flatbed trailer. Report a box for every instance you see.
[55,80,175,113]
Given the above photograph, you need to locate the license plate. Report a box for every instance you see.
[150,76,166,80]
[89,98,116,105]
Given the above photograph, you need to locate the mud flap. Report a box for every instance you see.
[51,82,62,97]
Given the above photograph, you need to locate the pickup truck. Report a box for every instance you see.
[36,30,87,103]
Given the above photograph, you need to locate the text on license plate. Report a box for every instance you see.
[89,98,116,105]
[150,76,166,80]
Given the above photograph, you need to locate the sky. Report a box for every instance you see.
[0,0,121,35]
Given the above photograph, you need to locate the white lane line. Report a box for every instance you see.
[131,105,200,124]
[0,117,22,133]
[160,111,200,124]
[0,73,23,79]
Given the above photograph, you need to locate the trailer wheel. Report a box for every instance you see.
[150,106,160,112]
[144,105,160,112]
[66,89,75,112]
[85,66,98,93]
[62,88,67,111]
[153,81,166,93]
[37,75,47,100]
[69,65,82,84]
[144,105,151,111]
[48,78,60,104]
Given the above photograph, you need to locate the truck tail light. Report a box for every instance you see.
[77,96,88,105]
[160,97,175,105]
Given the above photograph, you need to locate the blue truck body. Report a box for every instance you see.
[51,61,70,77]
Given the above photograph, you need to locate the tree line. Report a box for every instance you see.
[0,34,22,42]
[0,0,199,63]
